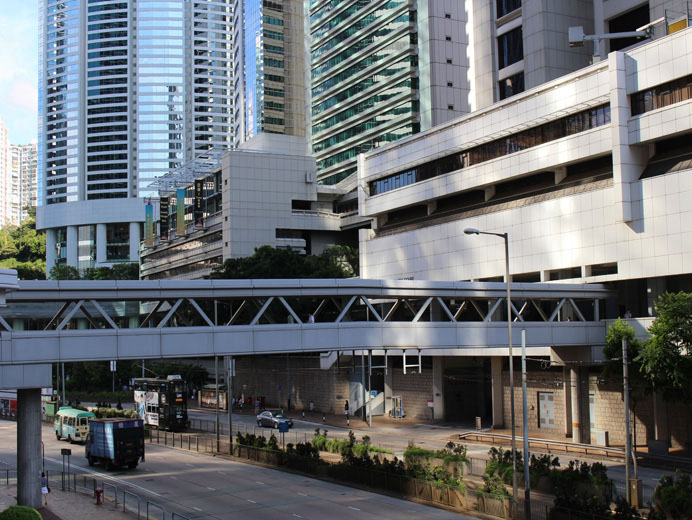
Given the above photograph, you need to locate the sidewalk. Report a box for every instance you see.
[0,485,130,520]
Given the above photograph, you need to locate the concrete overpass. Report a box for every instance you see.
[0,269,613,508]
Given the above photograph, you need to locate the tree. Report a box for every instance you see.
[207,245,357,279]
[638,291,692,446]
[84,263,139,280]
[0,209,46,279]
[603,318,648,448]
[49,264,80,280]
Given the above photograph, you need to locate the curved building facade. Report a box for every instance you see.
[37,0,233,273]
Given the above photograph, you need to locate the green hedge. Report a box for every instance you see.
[0,505,42,520]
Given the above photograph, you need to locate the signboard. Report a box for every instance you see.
[278,422,289,433]
[427,400,435,408]
[110,360,116,372]
[176,188,185,235]
[159,197,169,241]
[194,178,204,228]
[144,203,154,246]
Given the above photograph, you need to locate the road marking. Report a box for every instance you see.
[293,514,303,518]
[297,492,307,496]
[247,499,256,504]
[217,471,226,475]
[207,487,216,491]
[44,457,160,497]
[186,464,195,467]
[255,481,264,485]
[193,507,203,512]
[169,476,177,479]
[348,506,360,511]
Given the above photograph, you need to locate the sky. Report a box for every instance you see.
[0,2,38,145]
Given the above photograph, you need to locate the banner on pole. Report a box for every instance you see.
[194,178,204,228]
[159,197,170,241]
[176,188,185,235]
[144,203,154,246]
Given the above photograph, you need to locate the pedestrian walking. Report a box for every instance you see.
[309,399,315,416]
[41,472,49,506]
[344,400,350,426]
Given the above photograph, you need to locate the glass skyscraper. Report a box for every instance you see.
[37,0,233,270]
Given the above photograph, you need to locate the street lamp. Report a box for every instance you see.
[464,227,518,517]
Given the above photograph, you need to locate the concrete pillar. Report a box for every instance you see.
[432,357,445,422]
[609,51,650,223]
[647,278,666,317]
[96,223,107,264]
[384,356,393,415]
[129,222,141,263]
[570,367,581,443]
[45,229,57,272]
[17,388,42,509]
[491,357,504,428]
[66,225,78,267]
[563,367,572,438]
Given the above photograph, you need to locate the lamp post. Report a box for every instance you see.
[464,227,518,518]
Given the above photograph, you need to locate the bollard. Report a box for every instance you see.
[95,488,104,505]
[322,413,325,424]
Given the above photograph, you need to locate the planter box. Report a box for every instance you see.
[478,495,512,519]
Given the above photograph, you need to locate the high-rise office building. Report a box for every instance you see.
[308,0,595,186]
[37,0,233,271]
[232,0,307,147]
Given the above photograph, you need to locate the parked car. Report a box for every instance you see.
[256,410,293,429]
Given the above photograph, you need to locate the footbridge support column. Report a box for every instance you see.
[17,388,42,509]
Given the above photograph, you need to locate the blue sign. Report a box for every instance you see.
[278,422,289,433]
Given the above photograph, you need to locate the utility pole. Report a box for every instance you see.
[215,355,219,452]
[623,339,631,505]
[522,330,531,520]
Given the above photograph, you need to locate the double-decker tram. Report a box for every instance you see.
[133,376,188,431]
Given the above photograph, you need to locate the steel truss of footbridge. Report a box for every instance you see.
[0,279,612,365]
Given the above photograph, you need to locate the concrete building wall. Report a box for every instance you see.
[391,368,435,420]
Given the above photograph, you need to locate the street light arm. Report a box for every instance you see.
[463,227,507,239]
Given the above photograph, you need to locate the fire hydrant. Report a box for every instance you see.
[95,488,104,505]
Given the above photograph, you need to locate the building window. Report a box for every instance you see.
[447,82,453,87]
[498,72,524,100]
[106,223,129,261]
[631,73,692,115]
[608,5,649,52]
[446,58,453,64]
[444,13,451,19]
[497,27,523,69]
[497,0,521,19]
[448,105,454,110]
[445,36,451,41]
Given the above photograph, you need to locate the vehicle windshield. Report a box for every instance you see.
[274,412,286,418]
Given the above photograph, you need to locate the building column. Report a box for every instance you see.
[491,357,504,428]
[563,367,572,438]
[66,225,78,267]
[96,223,107,264]
[45,229,57,272]
[129,222,140,263]
[570,367,582,443]
[432,357,445,422]
[384,356,393,415]
[17,388,42,509]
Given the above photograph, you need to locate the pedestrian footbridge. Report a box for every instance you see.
[0,276,611,370]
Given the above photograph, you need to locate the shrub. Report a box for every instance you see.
[649,470,692,520]
[0,505,42,520]
[92,408,139,419]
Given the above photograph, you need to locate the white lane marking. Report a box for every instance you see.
[186,464,195,467]
[44,456,160,497]
[247,499,256,504]
[293,515,303,518]
[169,476,177,479]
[217,471,226,475]
[207,487,216,491]
[297,492,307,496]
[255,481,264,485]
[193,507,204,512]
[348,506,360,511]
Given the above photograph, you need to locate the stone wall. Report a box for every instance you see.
[502,370,567,436]
[233,355,350,415]
[392,368,434,420]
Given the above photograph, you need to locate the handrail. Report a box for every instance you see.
[459,431,625,458]
[100,481,118,505]
[146,500,165,520]
[123,490,141,519]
